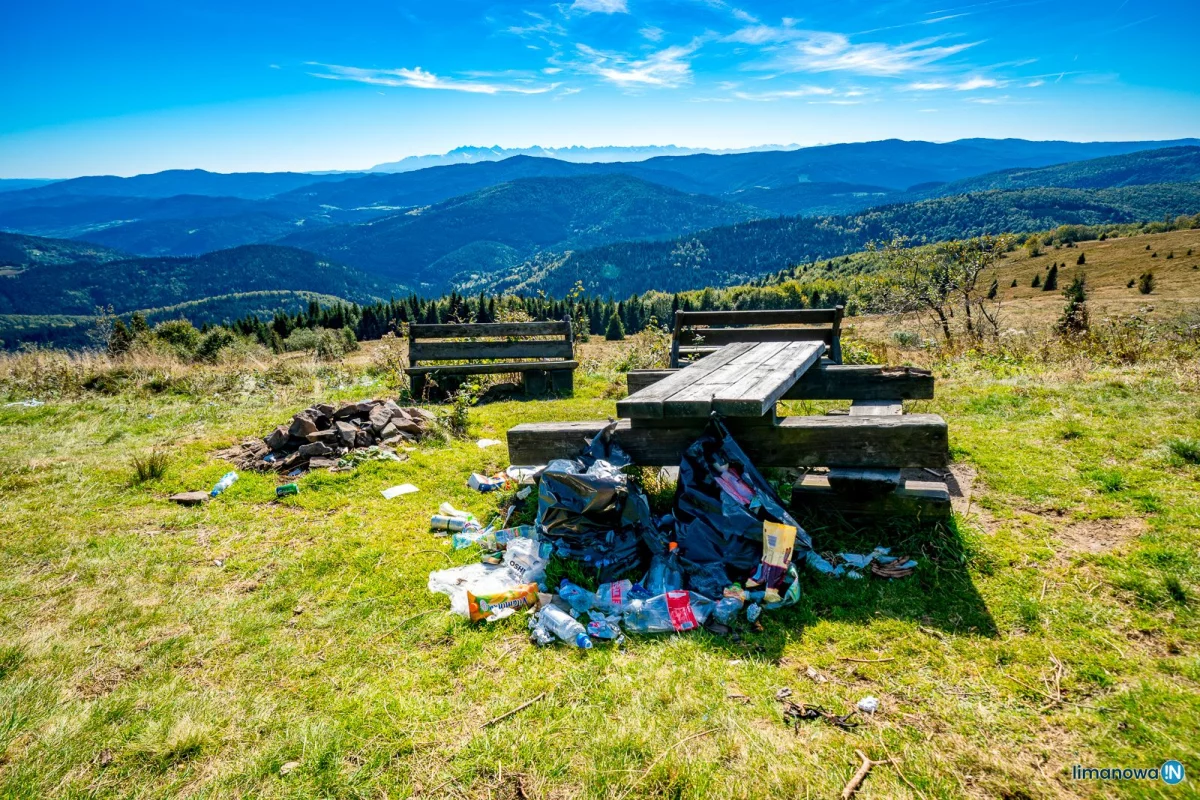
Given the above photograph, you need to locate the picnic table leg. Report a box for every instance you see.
[524,370,549,395]
[409,373,426,400]
[551,369,574,395]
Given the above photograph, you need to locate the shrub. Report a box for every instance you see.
[1076,253,1086,265]
[1042,264,1058,291]
[1138,271,1154,295]
[605,312,626,341]
[1057,275,1088,335]
[1031,273,1041,288]
[986,279,998,299]
[195,328,236,362]
[153,319,201,354]
[1127,278,1135,288]
[131,450,170,483]
[1086,467,1126,493]
[891,330,921,348]
[1166,251,1174,259]
[282,328,321,353]
[1010,278,1018,287]
[109,320,134,355]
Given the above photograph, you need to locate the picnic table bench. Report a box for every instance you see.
[406,319,577,398]
[507,308,951,518]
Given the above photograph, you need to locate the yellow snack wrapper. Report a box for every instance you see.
[467,582,540,622]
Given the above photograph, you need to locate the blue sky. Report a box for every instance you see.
[2,0,1197,177]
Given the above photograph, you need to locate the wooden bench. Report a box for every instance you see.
[406,319,577,398]
[669,307,844,368]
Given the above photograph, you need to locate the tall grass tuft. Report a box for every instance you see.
[1167,438,1200,465]
[131,450,170,483]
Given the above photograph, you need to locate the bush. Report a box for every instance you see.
[1057,275,1088,335]
[891,330,921,348]
[1010,278,1018,287]
[1031,273,1041,288]
[195,328,236,362]
[1127,278,1135,288]
[605,312,626,341]
[153,319,201,354]
[282,328,321,353]
[1138,271,1155,295]
[1076,253,1086,265]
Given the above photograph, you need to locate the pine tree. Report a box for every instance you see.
[987,279,998,300]
[1031,273,1042,288]
[605,311,626,341]
[109,320,134,354]
[1010,278,1018,288]
[1043,263,1058,291]
[1138,271,1154,294]
[1076,252,1086,265]
[1057,275,1089,335]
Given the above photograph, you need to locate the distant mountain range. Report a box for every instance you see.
[2,138,1200,344]
[364,144,770,173]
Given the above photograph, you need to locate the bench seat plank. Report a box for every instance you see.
[507,413,949,468]
[405,360,578,376]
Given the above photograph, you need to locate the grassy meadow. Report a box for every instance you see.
[1,233,1199,798]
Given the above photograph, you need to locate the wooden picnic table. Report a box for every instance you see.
[616,340,825,421]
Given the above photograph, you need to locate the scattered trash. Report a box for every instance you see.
[808,547,917,579]
[276,483,299,498]
[747,520,796,604]
[169,491,210,506]
[381,483,418,499]
[623,590,713,633]
[476,438,502,449]
[672,419,811,602]
[467,582,539,622]
[4,399,44,408]
[805,666,829,684]
[713,584,746,625]
[856,696,880,714]
[506,465,544,484]
[643,543,683,595]
[535,422,652,582]
[468,472,506,492]
[279,761,300,776]
[515,485,532,500]
[779,697,860,732]
[210,471,238,498]
[537,604,593,648]
[745,603,762,623]
[221,399,436,475]
[432,514,471,533]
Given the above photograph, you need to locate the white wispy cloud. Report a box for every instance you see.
[640,26,665,41]
[307,63,559,94]
[575,41,699,87]
[777,33,979,76]
[955,76,1000,90]
[570,0,628,14]
[904,76,1006,91]
[733,85,836,101]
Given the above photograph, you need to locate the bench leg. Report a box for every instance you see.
[550,369,574,395]
[409,373,426,400]
[523,370,549,395]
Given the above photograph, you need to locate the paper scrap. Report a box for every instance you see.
[476,438,502,449]
[381,483,419,499]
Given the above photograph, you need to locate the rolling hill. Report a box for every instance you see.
[490,182,1200,296]
[0,242,397,316]
[280,174,764,290]
[0,232,129,271]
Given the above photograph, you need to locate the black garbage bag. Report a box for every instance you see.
[672,419,812,599]
[535,422,652,582]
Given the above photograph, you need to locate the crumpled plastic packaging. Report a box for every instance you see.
[670,419,812,601]
[535,422,653,582]
[428,536,551,618]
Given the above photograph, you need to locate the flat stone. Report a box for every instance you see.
[368,405,392,433]
[264,425,290,450]
[169,491,210,506]
[391,418,423,434]
[298,441,333,457]
[289,413,319,438]
[404,406,437,422]
[334,421,357,446]
[305,429,338,443]
[315,403,335,416]
[308,457,340,469]
[332,403,360,421]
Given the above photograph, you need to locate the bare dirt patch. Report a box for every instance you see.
[1057,518,1146,555]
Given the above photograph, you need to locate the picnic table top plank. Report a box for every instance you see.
[711,341,824,417]
[616,341,757,419]
[661,341,792,418]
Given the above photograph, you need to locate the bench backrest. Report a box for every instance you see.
[670,307,844,368]
[408,319,573,367]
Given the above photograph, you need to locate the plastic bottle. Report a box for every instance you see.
[745,602,762,623]
[713,584,746,625]
[210,471,238,497]
[538,605,593,649]
[622,591,715,633]
[558,580,596,614]
[643,543,683,595]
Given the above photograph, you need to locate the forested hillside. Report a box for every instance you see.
[0,232,128,270]
[0,244,394,316]
[496,183,1200,296]
[281,174,763,290]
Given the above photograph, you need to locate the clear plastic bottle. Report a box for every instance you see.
[210,471,238,497]
[643,543,683,595]
[622,591,714,633]
[558,580,595,614]
[538,605,593,648]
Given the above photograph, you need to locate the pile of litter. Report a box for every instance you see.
[223,399,438,474]
[426,419,917,649]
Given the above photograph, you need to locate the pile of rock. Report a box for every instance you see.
[232,400,439,473]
